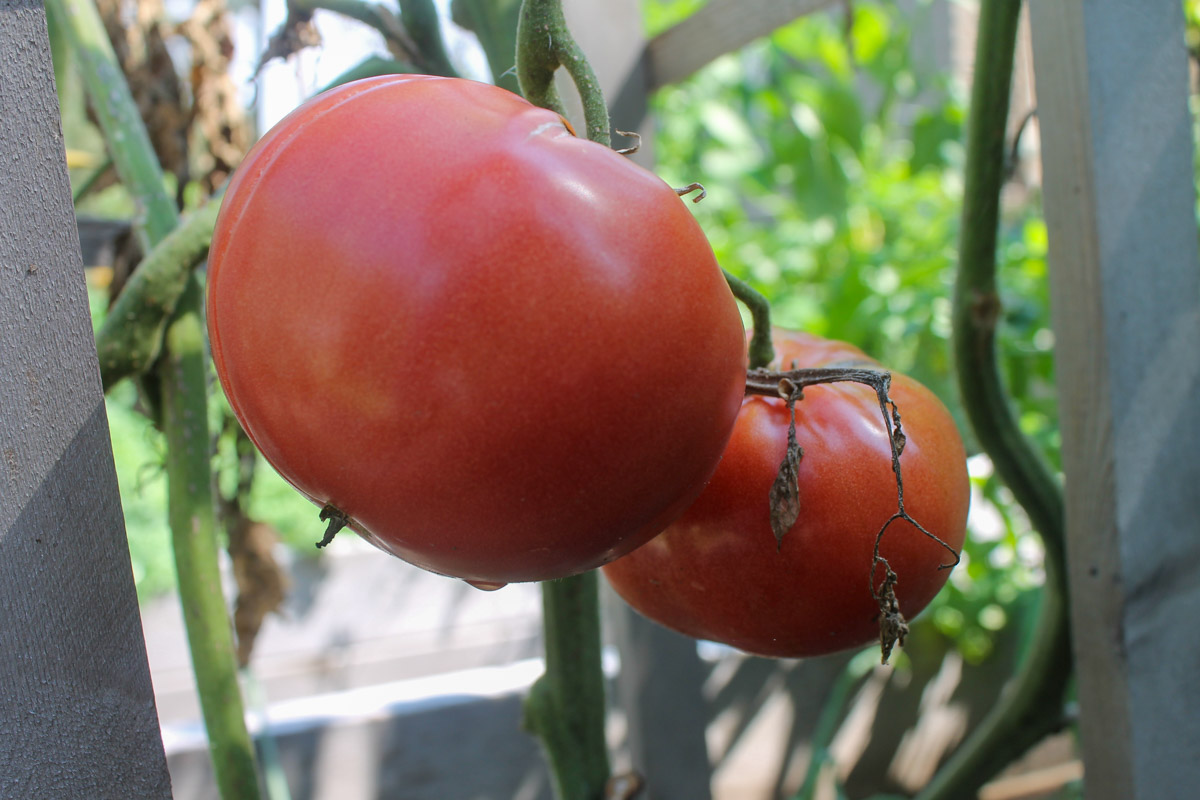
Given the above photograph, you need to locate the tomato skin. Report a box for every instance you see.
[206,75,746,584]
[603,330,969,658]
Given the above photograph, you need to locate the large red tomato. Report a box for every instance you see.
[207,75,746,584]
[603,329,969,657]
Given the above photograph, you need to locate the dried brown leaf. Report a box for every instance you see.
[769,396,802,548]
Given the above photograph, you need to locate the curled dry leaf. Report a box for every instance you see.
[874,561,909,664]
[229,519,289,667]
[769,392,802,548]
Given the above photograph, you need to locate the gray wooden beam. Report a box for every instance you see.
[1029,1,1200,797]
[0,0,172,795]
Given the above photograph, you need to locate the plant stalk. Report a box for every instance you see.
[523,573,612,800]
[722,270,775,368]
[918,0,1073,797]
[162,276,262,799]
[48,0,176,248]
[96,196,221,390]
[516,0,609,145]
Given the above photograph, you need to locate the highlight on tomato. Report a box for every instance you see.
[206,75,747,585]
[602,329,970,658]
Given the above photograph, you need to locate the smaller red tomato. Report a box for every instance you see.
[603,329,969,658]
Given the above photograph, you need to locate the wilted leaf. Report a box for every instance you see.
[769,396,803,548]
[875,563,909,664]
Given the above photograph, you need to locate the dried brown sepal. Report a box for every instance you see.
[229,520,289,667]
[874,559,909,664]
[316,503,350,549]
[890,401,907,457]
[614,130,641,155]
[769,380,803,548]
[674,182,707,203]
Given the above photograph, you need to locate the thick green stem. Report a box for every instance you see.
[523,573,611,800]
[397,0,456,76]
[163,276,262,800]
[516,4,612,796]
[920,1,1072,797]
[52,1,261,797]
[722,270,775,369]
[97,197,221,390]
[516,0,609,145]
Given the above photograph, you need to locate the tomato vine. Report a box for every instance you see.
[745,363,962,662]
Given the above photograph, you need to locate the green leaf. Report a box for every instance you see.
[851,3,891,64]
[911,107,963,172]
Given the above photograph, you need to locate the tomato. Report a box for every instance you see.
[206,75,747,584]
[603,329,969,658]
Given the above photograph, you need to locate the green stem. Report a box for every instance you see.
[920,1,1072,797]
[516,0,609,146]
[163,276,262,800]
[451,0,523,92]
[722,270,775,369]
[71,157,114,203]
[286,0,458,77]
[397,0,457,76]
[49,0,177,249]
[523,573,611,800]
[242,668,293,800]
[290,0,395,35]
[52,1,262,797]
[515,5,612,796]
[96,196,221,391]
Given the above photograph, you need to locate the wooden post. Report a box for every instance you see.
[0,1,172,796]
[1029,1,1200,797]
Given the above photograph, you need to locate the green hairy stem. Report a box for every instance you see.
[516,0,610,146]
[96,197,220,391]
[918,1,1073,798]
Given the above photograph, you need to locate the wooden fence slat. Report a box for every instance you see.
[0,1,173,796]
[1029,1,1200,797]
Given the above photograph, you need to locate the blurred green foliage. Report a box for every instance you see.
[646,0,1058,663]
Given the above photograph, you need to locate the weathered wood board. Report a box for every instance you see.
[1030,1,1200,797]
[0,1,172,795]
